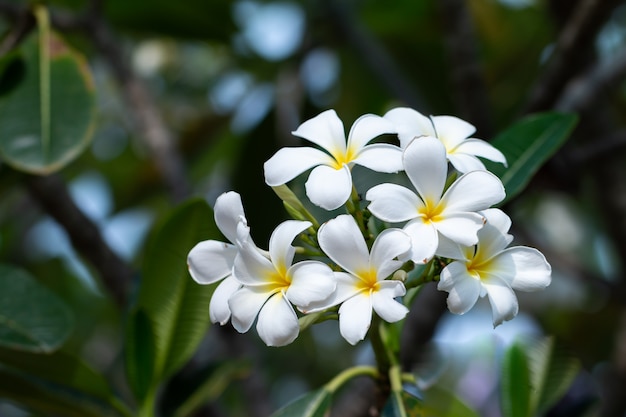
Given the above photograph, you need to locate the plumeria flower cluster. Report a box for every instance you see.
[188,107,551,347]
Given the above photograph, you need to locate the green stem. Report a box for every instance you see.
[346,185,369,240]
[324,365,379,393]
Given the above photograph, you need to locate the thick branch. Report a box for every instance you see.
[25,174,132,307]
[523,0,620,113]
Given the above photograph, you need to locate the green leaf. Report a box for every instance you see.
[0,364,124,417]
[0,16,96,174]
[420,386,480,417]
[528,336,580,414]
[125,308,157,402]
[382,390,425,417]
[486,112,578,204]
[126,199,218,401]
[270,388,333,417]
[501,341,532,417]
[0,263,74,352]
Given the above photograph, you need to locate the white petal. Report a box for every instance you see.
[403,137,447,203]
[372,281,408,323]
[347,113,396,151]
[366,183,421,223]
[229,286,271,333]
[305,164,353,210]
[447,153,486,174]
[354,144,403,173]
[403,219,438,264]
[370,229,412,279]
[454,139,507,166]
[440,170,505,213]
[438,262,481,315]
[489,247,551,291]
[233,239,274,286]
[269,220,311,271]
[301,272,358,313]
[188,240,238,284]
[264,147,333,186]
[292,109,346,154]
[482,277,519,326]
[318,214,370,274]
[213,191,246,244]
[474,221,512,260]
[256,292,299,346]
[338,292,373,345]
[435,233,467,260]
[435,212,485,247]
[481,208,511,235]
[431,115,475,150]
[287,261,336,307]
[209,276,241,325]
[383,107,435,148]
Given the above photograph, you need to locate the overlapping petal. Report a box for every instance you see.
[431,115,476,150]
[209,276,242,325]
[403,137,447,203]
[269,220,311,272]
[338,293,373,345]
[347,114,396,151]
[490,247,551,291]
[188,240,238,284]
[440,170,505,213]
[453,139,507,165]
[305,164,353,210]
[366,183,421,223]
[438,262,481,315]
[256,292,300,346]
[370,229,411,278]
[213,191,246,243]
[383,107,435,147]
[292,109,346,152]
[482,277,519,326]
[318,214,370,275]
[354,144,403,173]
[287,261,336,307]
[229,286,274,333]
[371,281,408,322]
[434,212,485,247]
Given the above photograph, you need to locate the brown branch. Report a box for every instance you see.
[437,0,493,137]
[523,0,621,113]
[25,173,132,307]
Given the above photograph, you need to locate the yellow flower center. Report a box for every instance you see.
[418,198,444,223]
[354,268,379,292]
[465,251,492,282]
[330,145,356,170]
[267,263,291,292]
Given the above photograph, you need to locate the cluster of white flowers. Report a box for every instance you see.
[188,107,552,347]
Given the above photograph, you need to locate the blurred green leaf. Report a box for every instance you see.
[421,386,480,417]
[127,199,218,403]
[382,390,425,417]
[0,263,74,352]
[270,388,333,417]
[501,341,531,417]
[528,336,580,414]
[486,112,578,204]
[172,359,250,417]
[0,364,125,417]
[0,23,96,174]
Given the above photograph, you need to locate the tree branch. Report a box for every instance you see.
[25,173,132,307]
[523,0,620,113]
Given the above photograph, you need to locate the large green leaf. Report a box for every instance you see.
[528,336,580,415]
[421,386,480,417]
[270,388,333,417]
[0,364,124,417]
[126,199,218,402]
[0,347,130,416]
[0,263,74,352]
[501,341,532,417]
[125,308,157,402]
[486,112,578,204]
[0,10,96,174]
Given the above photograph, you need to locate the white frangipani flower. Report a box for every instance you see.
[384,107,507,173]
[366,137,506,264]
[187,191,249,325]
[309,214,411,345]
[437,209,552,326]
[229,220,336,347]
[263,109,401,210]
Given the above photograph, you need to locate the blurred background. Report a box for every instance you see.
[1,0,626,416]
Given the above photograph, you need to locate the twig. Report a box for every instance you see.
[25,173,132,307]
[437,0,493,136]
[523,0,621,113]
